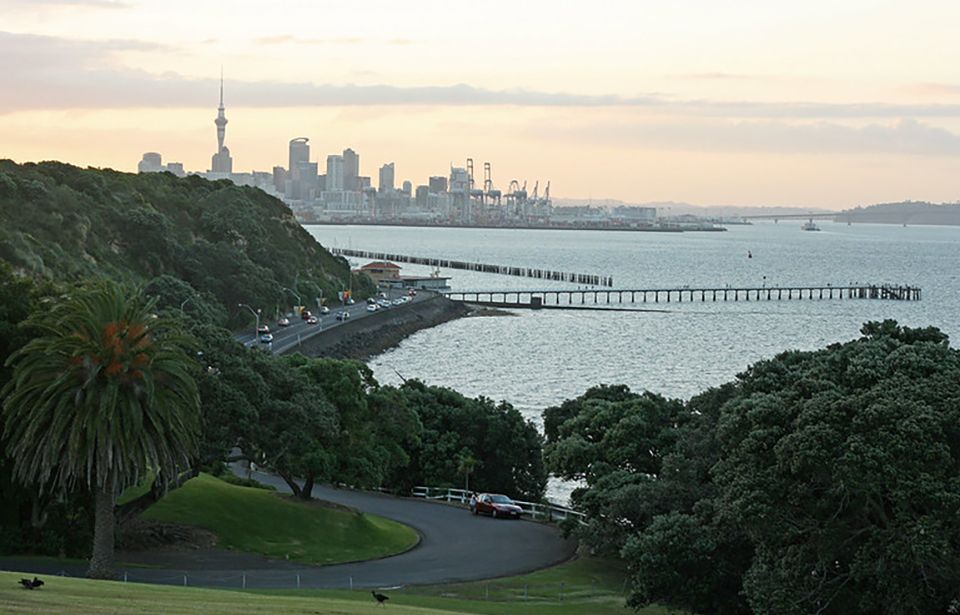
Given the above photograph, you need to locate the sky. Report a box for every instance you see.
[1,0,959,208]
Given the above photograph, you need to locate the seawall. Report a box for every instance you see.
[284,295,470,360]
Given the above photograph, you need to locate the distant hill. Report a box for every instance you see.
[0,160,372,326]
[837,201,960,226]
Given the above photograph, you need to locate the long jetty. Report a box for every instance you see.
[443,284,921,308]
[332,248,613,287]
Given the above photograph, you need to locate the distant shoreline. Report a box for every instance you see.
[302,220,726,233]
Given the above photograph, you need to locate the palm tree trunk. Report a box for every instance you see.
[87,477,116,579]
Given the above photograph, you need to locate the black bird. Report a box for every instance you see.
[371,590,389,606]
[19,577,43,590]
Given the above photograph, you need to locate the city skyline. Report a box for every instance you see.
[2,0,960,207]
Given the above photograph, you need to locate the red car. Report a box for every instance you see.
[471,493,523,519]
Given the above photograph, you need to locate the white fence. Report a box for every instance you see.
[411,486,586,524]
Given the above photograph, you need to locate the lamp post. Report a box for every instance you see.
[238,303,261,338]
[282,287,301,314]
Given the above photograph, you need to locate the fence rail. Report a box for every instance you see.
[411,486,586,524]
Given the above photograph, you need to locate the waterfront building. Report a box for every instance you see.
[358,261,402,284]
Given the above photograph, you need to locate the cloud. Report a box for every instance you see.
[4,31,960,120]
[254,35,365,46]
[531,118,960,156]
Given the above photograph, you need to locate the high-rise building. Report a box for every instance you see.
[415,185,429,208]
[210,73,233,173]
[343,148,359,191]
[378,162,395,193]
[289,138,310,176]
[401,180,412,195]
[429,176,448,193]
[138,152,163,173]
[326,155,344,191]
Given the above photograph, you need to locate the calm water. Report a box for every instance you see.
[308,222,960,501]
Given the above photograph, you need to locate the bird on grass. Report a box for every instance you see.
[371,590,389,606]
[19,577,44,590]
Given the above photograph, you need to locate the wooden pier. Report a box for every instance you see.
[332,248,614,287]
[443,284,921,308]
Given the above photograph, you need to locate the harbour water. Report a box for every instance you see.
[308,222,960,501]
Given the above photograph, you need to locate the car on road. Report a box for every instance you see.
[377,299,391,309]
[472,493,523,519]
[301,310,312,320]
[366,304,378,312]
[392,298,404,306]
[346,298,355,305]
[277,317,290,327]
[259,333,274,344]
[306,316,319,325]
[320,306,330,314]
[336,311,350,321]
[257,324,270,334]
[407,289,417,296]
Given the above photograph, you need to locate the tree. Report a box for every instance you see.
[1,280,200,578]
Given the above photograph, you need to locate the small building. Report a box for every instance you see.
[358,261,402,284]
[386,275,452,291]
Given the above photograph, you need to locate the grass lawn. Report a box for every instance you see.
[140,473,419,565]
[0,564,685,615]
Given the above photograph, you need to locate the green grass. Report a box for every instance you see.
[0,565,683,615]
[140,473,419,565]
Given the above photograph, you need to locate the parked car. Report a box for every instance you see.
[259,333,274,344]
[473,493,523,519]
[277,317,290,327]
[257,324,270,334]
[306,316,319,325]
[336,311,350,321]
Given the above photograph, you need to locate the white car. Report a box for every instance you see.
[320,306,330,314]
[392,298,404,306]
[366,304,378,313]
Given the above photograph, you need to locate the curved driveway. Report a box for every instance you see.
[1,472,577,590]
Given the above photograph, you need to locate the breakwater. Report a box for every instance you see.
[331,248,613,287]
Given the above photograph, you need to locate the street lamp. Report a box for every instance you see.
[238,303,261,338]
[282,287,301,313]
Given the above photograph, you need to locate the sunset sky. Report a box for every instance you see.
[2,0,959,207]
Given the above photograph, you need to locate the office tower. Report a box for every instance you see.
[210,73,233,173]
[429,175,448,193]
[416,185,429,208]
[138,152,163,173]
[289,138,310,175]
[379,162,395,192]
[326,155,345,191]
[401,180,412,195]
[343,148,359,191]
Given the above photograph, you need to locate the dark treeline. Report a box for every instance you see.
[544,321,960,614]
[0,160,375,328]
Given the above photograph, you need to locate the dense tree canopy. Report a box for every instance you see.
[0,160,374,327]
[545,321,960,615]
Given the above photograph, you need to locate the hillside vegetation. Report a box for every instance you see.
[0,160,373,326]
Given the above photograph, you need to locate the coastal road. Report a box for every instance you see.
[1,472,577,590]
[235,287,430,355]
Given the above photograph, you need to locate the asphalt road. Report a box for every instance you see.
[1,473,576,590]
[235,287,430,355]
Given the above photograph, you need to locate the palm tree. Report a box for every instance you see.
[1,280,200,579]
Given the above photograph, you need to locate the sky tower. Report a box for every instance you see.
[210,70,233,174]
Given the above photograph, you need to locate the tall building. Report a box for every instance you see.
[289,138,310,175]
[326,154,344,191]
[429,175,448,193]
[378,162,395,193]
[138,152,163,173]
[343,148,359,191]
[210,73,233,173]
